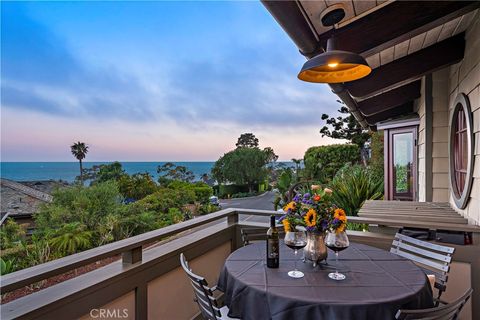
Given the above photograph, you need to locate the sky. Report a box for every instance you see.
[1,1,342,162]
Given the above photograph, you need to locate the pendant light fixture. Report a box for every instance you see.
[298,5,371,84]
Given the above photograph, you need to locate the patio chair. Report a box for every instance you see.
[390,232,455,306]
[180,253,238,320]
[395,288,472,320]
[241,227,284,246]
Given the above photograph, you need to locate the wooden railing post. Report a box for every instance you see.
[228,211,239,251]
[122,246,142,264]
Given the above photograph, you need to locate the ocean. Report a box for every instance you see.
[0,162,216,183]
[0,161,294,183]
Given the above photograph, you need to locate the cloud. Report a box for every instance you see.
[1,2,340,130]
[1,3,156,122]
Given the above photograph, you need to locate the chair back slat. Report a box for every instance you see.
[391,233,455,302]
[180,253,222,320]
[392,240,452,263]
[390,248,450,272]
[395,233,455,253]
[395,288,472,320]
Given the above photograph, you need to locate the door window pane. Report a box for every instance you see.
[393,132,413,196]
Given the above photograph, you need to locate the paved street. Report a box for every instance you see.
[219,191,276,211]
[220,191,277,223]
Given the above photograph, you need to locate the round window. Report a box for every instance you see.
[449,93,474,209]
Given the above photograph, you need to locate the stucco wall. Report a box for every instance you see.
[448,11,480,224]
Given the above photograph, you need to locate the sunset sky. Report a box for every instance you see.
[1,1,342,162]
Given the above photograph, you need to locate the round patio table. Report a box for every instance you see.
[217,241,433,320]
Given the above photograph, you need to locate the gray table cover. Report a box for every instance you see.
[217,242,433,320]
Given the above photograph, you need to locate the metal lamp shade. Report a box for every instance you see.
[298,50,371,83]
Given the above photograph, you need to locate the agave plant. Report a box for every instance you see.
[330,164,383,216]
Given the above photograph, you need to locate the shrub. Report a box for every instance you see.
[138,188,196,213]
[231,192,257,198]
[330,164,384,216]
[197,204,220,215]
[34,181,122,239]
[304,144,360,183]
[0,258,16,275]
[0,218,26,250]
[167,181,213,203]
[369,130,384,182]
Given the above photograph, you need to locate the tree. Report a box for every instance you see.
[96,162,125,183]
[320,102,370,150]
[71,141,89,184]
[235,133,259,148]
[157,162,195,185]
[263,147,279,163]
[117,172,158,201]
[212,147,268,193]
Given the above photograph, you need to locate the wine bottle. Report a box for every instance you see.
[267,215,279,268]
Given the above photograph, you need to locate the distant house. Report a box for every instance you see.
[0,179,67,230]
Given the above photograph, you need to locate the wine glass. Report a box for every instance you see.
[284,230,307,278]
[325,230,349,280]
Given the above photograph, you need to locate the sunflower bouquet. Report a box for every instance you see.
[279,185,347,234]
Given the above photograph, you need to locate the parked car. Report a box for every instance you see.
[209,196,221,208]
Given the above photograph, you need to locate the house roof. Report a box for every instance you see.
[262,1,480,129]
[0,179,58,223]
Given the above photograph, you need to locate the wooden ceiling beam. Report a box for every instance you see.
[365,102,414,126]
[345,33,465,98]
[314,1,479,57]
[358,80,421,117]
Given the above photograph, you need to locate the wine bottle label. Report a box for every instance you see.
[267,239,279,258]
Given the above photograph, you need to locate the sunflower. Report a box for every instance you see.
[334,208,346,219]
[282,219,291,232]
[283,201,296,212]
[336,223,346,233]
[304,209,317,227]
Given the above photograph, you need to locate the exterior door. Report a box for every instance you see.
[386,126,417,201]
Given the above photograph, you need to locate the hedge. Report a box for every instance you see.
[303,144,360,183]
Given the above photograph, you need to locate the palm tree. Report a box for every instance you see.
[49,223,92,255]
[71,141,89,184]
[291,158,302,181]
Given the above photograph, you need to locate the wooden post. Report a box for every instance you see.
[227,212,239,251]
[122,246,142,264]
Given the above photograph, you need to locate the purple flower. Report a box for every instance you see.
[333,218,340,225]
[303,193,311,199]
[306,226,316,232]
[293,195,301,202]
[278,215,286,222]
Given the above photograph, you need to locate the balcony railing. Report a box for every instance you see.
[1,208,479,320]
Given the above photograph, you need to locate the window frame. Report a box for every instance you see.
[449,93,474,209]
